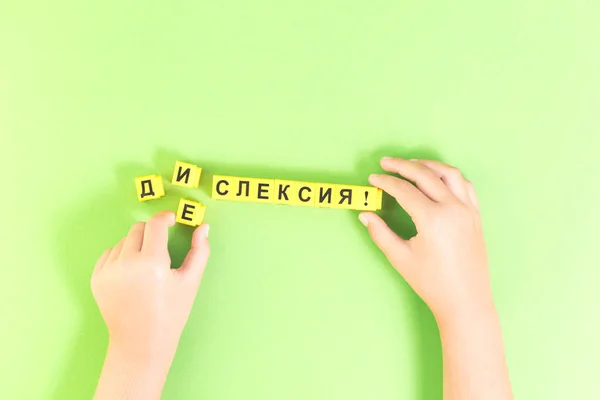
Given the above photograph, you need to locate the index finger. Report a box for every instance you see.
[368,173,433,221]
[141,211,176,257]
[414,160,471,205]
[380,157,453,202]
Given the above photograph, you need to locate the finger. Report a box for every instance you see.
[122,222,146,256]
[414,160,470,205]
[94,249,111,273]
[178,224,211,287]
[141,211,176,257]
[369,173,433,221]
[107,238,125,264]
[380,157,453,202]
[467,181,480,211]
[358,212,411,274]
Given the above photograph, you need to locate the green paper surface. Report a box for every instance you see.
[1,1,599,399]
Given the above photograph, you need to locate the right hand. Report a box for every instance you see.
[359,157,495,326]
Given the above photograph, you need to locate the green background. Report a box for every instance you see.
[1,1,599,399]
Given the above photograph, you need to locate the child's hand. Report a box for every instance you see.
[362,158,513,399]
[360,158,494,326]
[91,210,210,363]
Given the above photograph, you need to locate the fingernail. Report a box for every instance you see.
[409,158,419,161]
[204,224,210,237]
[382,156,392,160]
[359,213,369,227]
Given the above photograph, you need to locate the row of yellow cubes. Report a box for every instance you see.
[135,161,384,228]
[212,175,382,211]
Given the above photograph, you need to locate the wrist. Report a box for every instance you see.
[434,301,499,335]
[107,331,179,364]
[106,337,175,380]
[107,337,175,366]
[95,340,173,400]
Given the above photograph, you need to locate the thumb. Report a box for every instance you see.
[178,223,211,287]
[359,212,411,274]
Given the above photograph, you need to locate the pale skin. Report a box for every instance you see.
[92,158,512,400]
[92,212,210,399]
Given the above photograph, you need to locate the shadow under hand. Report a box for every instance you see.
[354,144,444,400]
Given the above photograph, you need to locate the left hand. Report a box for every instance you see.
[91,210,210,363]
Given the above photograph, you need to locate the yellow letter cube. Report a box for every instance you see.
[231,177,254,202]
[176,198,206,226]
[351,185,383,211]
[249,178,275,204]
[135,174,165,202]
[212,175,237,201]
[172,160,202,188]
[314,183,336,208]
[293,181,316,207]
[273,180,297,206]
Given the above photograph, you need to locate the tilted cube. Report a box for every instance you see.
[172,161,202,188]
[135,174,165,202]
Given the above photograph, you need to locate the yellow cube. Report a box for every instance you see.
[212,175,237,201]
[175,198,206,226]
[351,185,383,211]
[292,181,316,207]
[172,160,202,188]
[333,184,360,210]
[249,178,275,204]
[230,176,254,202]
[314,183,336,208]
[135,174,165,202]
[273,180,297,205]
